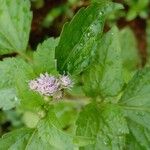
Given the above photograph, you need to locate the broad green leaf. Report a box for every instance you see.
[0,57,43,111]
[76,102,129,150]
[0,107,75,150]
[0,58,31,110]
[0,88,19,110]
[0,128,33,150]
[0,128,57,150]
[33,38,59,75]
[126,120,150,150]
[55,2,123,75]
[25,131,59,150]
[15,62,44,111]
[119,67,150,149]
[126,134,143,150]
[0,58,28,89]
[83,26,124,98]
[120,27,139,70]
[0,0,32,54]
[36,107,76,150]
[119,27,140,82]
[54,101,79,133]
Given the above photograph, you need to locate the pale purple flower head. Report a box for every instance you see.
[29,73,60,96]
[29,73,73,98]
[29,80,38,90]
[59,75,73,88]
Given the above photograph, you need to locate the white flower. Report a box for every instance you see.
[29,80,38,90]
[59,75,73,88]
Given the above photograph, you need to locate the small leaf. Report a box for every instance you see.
[0,0,32,54]
[76,102,129,149]
[83,26,124,98]
[33,38,59,75]
[119,67,150,149]
[55,2,123,75]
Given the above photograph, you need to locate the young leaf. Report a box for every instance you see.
[76,102,129,149]
[0,0,32,54]
[83,26,124,98]
[119,67,150,149]
[55,2,123,75]
[33,38,59,75]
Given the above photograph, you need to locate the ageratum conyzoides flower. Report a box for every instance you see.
[29,73,73,98]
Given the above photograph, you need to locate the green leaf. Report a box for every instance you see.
[54,101,79,133]
[33,38,59,75]
[119,67,150,149]
[55,2,123,75]
[126,120,150,150]
[25,131,59,150]
[0,88,19,110]
[76,102,129,150]
[15,62,44,111]
[0,107,76,150]
[126,131,145,150]
[0,58,30,110]
[36,107,76,150]
[0,0,32,54]
[83,26,124,98]
[0,128,33,150]
[0,57,44,111]
[119,27,139,83]
[120,27,139,70]
[0,128,58,150]
[126,0,149,20]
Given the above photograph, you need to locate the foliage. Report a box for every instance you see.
[0,0,149,150]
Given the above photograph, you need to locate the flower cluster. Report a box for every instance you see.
[29,73,73,97]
